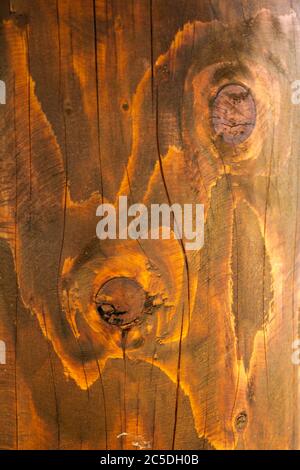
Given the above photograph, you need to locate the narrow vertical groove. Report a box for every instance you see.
[118,382,124,450]
[56,0,67,312]
[229,183,241,447]
[92,346,109,450]
[41,307,60,448]
[151,383,157,449]
[135,380,140,439]
[261,126,275,405]
[291,147,299,450]
[155,87,192,326]
[149,0,154,109]
[212,149,240,446]
[121,330,128,440]
[172,306,185,450]
[54,0,64,449]
[202,226,211,448]
[289,0,299,448]
[93,0,104,203]
[13,73,19,451]
[25,25,32,230]
[154,80,191,447]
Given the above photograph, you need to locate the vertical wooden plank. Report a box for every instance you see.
[0,0,299,450]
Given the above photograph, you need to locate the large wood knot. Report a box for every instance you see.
[95,277,147,329]
[212,83,256,145]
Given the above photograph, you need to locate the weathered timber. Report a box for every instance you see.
[0,0,299,450]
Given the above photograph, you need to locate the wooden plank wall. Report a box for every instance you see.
[0,0,299,450]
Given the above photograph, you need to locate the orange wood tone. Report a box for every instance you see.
[0,0,299,450]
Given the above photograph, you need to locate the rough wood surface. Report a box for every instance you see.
[0,0,299,450]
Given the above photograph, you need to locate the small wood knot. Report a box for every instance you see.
[63,100,73,115]
[95,278,147,329]
[235,411,248,431]
[13,13,29,28]
[212,83,256,145]
[122,101,129,112]
[157,64,170,83]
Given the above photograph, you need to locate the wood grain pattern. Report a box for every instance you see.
[0,0,299,450]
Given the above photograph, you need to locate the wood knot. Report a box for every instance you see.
[235,411,248,431]
[13,13,29,28]
[121,101,129,112]
[95,277,148,329]
[156,64,170,83]
[63,100,73,115]
[212,83,256,145]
